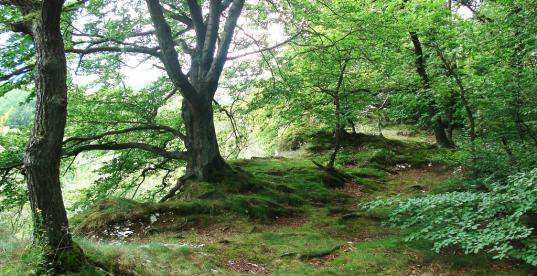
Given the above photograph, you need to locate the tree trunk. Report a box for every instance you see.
[182,99,229,181]
[409,32,452,148]
[348,119,357,134]
[453,75,476,141]
[145,0,245,185]
[328,94,342,169]
[327,59,349,169]
[446,90,457,143]
[377,112,384,138]
[435,44,477,142]
[22,0,82,272]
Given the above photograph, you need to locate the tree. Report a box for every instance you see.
[0,0,83,272]
[408,31,453,148]
[144,0,245,183]
[401,0,453,148]
[1,0,290,205]
[58,0,261,196]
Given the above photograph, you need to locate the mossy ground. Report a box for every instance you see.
[1,132,533,275]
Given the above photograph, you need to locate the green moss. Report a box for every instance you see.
[319,171,346,188]
[65,141,534,275]
[177,182,220,200]
[53,242,86,274]
[346,167,387,178]
[224,195,294,220]
[73,157,355,237]
[78,238,217,275]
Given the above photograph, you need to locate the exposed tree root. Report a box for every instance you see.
[160,174,194,202]
[281,244,343,260]
[311,160,352,188]
[88,258,137,276]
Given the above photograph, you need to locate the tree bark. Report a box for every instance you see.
[182,99,229,181]
[328,94,342,169]
[21,0,81,272]
[409,32,452,148]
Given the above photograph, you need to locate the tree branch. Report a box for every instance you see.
[186,0,206,46]
[64,142,188,160]
[66,45,160,57]
[226,31,301,61]
[207,0,245,94]
[63,124,185,145]
[0,65,32,81]
[145,0,204,108]
[201,0,222,73]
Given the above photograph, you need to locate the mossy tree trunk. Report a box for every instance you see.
[4,0,84,272]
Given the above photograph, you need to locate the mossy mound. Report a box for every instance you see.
[73,159,353,239]
[320,171,347,188]
[289,131,440,169]
[74,195,294,238]
[307,131,405,152]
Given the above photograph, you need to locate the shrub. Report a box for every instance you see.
[367,169,537,266]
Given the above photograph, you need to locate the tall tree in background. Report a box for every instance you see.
[409,31,453,148]
[402,0,453,148]
[0,0,83,272]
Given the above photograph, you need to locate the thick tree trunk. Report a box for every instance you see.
[22,0,81,272]
[409,32,452,148]
[159,100,232,202]
[182,99,229,181]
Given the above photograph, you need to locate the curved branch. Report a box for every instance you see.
[0,65,32,81]
[64,142,188,160]
[63,124,185,144]
[227,31,302,61]
[146,0,204,108]
[66,45,160,57]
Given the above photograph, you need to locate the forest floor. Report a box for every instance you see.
[1,131,534,275]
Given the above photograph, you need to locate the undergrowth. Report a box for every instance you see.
[3,132,534,275]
